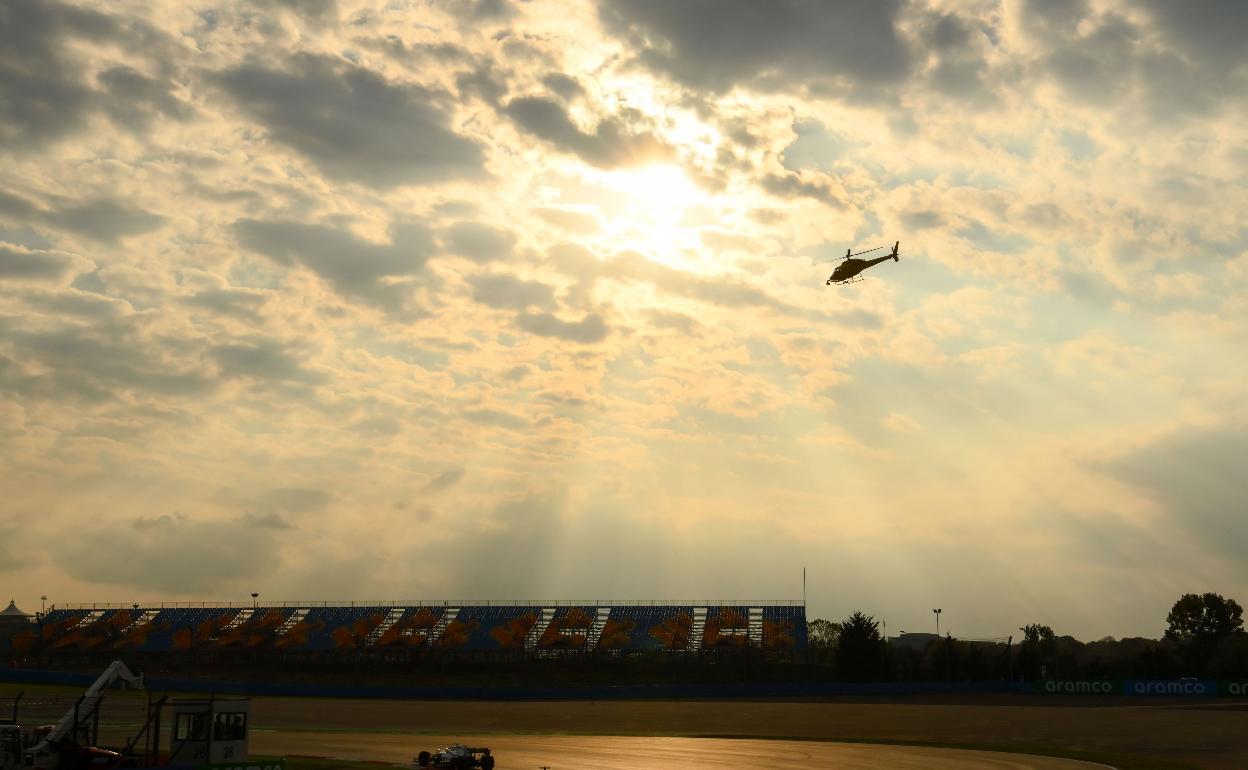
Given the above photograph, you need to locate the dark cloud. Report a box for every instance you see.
[59,514,281,593]
[215,54,486,188]
[1133,0,1248,72]
[0,323,214,402]
[516,310,609,343]
[901,210,945,230]
[0,0,179,149]
[183,288,268,321]
[1106,427,1248,566]
[0,189,163,244]
[20,289,129,319]
[455,64,508,105]
[597,0,911,97]
[1023,1,1248,118]
[646,309,701,336]
[441,221,516,262]
[260,487,332,513]
[234,218,435,311]
[0,244,79,281]
[541,73,585,100]
[464,408,530,430]
[421,467,466,493]
[504,96,672,168]
[97,66,193,131]
[761,170,843,206]
[210,338,324,384]
[0,0,106,148]
[439,0,516,23]
[240,511,293,530]
[468,272,556,310]
[44,198,165,243]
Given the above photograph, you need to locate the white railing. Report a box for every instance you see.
[55,599,806,610]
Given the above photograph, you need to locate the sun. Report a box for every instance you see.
[592,164,709,268]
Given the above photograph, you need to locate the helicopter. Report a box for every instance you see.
[821,241,900,285]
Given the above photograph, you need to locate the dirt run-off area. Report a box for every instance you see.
[246,694,1248,769]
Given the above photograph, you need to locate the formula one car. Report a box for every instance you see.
[415,744,495,770]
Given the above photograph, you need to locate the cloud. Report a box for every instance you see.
[0,0,179,148]
[234,218,436,312]
[468,271,556,310]
[211,338,324,384]
[441,221,516,263]
[761,170,844,206]
[58,514,282,593]
[0,0,105,148]
[215,54,486,187]
[533,206,601,234]
[0,244,82,282]
[0,322,215,402]
[504,96,672,168]
[97,65,193,131]
[182,288,268,321]
[597,0,912,96]
[516,310,609,343]
[421,467,465,494]
[240,511,293,530]
[0,189,164,244]
[260,487,332,513]
[1106,427,1248,566]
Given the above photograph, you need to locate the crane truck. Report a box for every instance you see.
[2,661,144,770]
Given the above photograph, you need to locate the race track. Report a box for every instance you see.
[252,729,1108,769]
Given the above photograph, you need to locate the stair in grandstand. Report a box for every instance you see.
[67,609,105,626]
[276,608,310,636]
[120,609,160,635]
[219,608,254,631]
[426,608,459,646]
[585,607,612,649]
[688,607,708,652]
[366,607,406,644]
[524,607,557,652]
[69,610,106,630]
[749,607,764,647]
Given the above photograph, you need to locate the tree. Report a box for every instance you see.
[1165,593,1244,643]
[1017,624,1056,679]
[807,618,841,666]
[808,618,841,649]
[836,611,883,682]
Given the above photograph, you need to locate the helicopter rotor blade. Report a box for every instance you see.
[847,245,885,258]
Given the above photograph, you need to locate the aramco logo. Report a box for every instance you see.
[1129,680,1211,695]
[1044,680,1113,694]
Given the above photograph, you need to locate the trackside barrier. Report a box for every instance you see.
[1041,679,1223,696]
[2,669,1241,699]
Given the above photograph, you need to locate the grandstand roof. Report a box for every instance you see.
[1,599,31,617]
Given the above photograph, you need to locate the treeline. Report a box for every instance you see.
[810,592,1248,682]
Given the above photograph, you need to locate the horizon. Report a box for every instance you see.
[2,0,1246,643]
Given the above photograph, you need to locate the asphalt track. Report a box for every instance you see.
[253,729,1108,769]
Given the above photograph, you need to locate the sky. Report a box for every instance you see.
[1,0,1246,642]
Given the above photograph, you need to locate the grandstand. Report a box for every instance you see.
[12,601,806,657]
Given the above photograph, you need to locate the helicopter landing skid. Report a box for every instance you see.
[827,276,864,286]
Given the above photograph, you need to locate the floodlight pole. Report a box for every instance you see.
[933,608,942,637]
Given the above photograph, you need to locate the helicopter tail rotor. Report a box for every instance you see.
[892,241,900,262]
